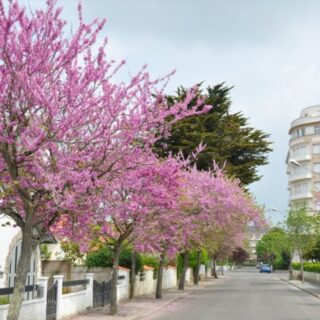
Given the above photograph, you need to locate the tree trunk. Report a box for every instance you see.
[110,242,121,315]
[155,253,165,299]
[193,250,201,285]
[205,263,208,280]
[212,258,218,279]
[289,252,293,280]
[7,221,34,320]
[129,250,136,299]
[300,253,304,284]
[178,251,189,290]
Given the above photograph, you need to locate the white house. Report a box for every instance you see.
[0,215,41,297]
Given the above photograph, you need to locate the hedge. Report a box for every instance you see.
[292,262,320,273]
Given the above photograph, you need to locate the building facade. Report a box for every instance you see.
[246,225,269,262]
[287,105,320,211]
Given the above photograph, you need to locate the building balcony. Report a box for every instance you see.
[290,192,313,201]
[293,154,312,162]
[289,172,312,182]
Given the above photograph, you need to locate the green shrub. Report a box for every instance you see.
[292,262,320,273]
[40,244,51,261]
[142,254,159,279]
[85,245,142,274]
[0,296,9,305]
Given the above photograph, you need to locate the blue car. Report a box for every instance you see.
[260,264,271,273]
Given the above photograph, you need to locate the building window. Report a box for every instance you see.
[8,240,36,300]
[292,128,306,139]
[315,181,320,191]
[314,163,320,173]
[293,182,309,195]
[315,125,320,134]
[292,145,307,159]
[313,144,320,154]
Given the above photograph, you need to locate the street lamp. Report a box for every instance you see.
[289,158,320,176]
[289,158,302,167]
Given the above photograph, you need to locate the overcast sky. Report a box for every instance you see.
[25,0,320,223]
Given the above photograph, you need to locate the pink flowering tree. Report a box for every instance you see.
[71,155,184,313]
[0,1,210,318]
[176,165,263,287]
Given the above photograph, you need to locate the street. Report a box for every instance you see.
[146,268,320,320]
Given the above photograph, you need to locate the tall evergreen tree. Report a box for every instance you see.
[154,83,272,185]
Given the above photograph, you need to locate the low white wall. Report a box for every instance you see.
[117,267,130,302]
[185,268,192,284]
[162,267,177,289]
[56,273,93,320]
[0,297,45,320]
[217,265,232,272]
[293,270,320,282]
[0,277,47,320]
[134,269,156,296]
[199,264,206,276]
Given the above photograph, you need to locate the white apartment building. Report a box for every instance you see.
[287,105,320,211]
[245,225,269,262]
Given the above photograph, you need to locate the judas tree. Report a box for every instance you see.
[177,165,263,286]
[0,1,209,318]
[79,156,185,313]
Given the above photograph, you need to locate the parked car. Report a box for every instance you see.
[259,264,271,273]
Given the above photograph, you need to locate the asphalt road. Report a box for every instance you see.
[146,268,320,320]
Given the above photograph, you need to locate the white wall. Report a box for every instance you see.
[0,298,46,320]
[185,268,192,284]
[293,270,320,282]
[0,277,47,320]
[117,266,178,299]
[56,273,93,320]
[117,267,130,301]
[162,267,177,289]
[134,269,156,296]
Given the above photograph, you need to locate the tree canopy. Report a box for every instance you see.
[256,227,290,269]
[154,83,272,185]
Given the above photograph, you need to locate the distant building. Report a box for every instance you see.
[287,105,320,211]
[245,225,269,262]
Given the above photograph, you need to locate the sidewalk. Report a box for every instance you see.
[280,275,320,299]
[70,277,225,320]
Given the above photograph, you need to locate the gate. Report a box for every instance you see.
[46,282,57,320]
[93,280,112,308]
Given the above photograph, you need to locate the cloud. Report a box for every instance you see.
[24,0,320,219]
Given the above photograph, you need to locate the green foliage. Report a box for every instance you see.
[0,296,9,305]
[40,244,51,261]
[154,83,272,185]
[119,248,143,274]
[292,262,320,273]
[142,254,159,279]
[85,246,113,268]
[256,227,290,269]
[85,245,143,273]
[142,254,159,270]
[188,249,209,268]
[304,238,320,262]
[286,205,314,260]
[60,241,85,264]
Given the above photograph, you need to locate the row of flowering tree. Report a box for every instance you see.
[0,1,263,319]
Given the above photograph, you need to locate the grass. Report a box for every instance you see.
[0,296,9,306]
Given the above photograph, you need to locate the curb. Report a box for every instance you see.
[279,277,320,300]
[132,279,219,320]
